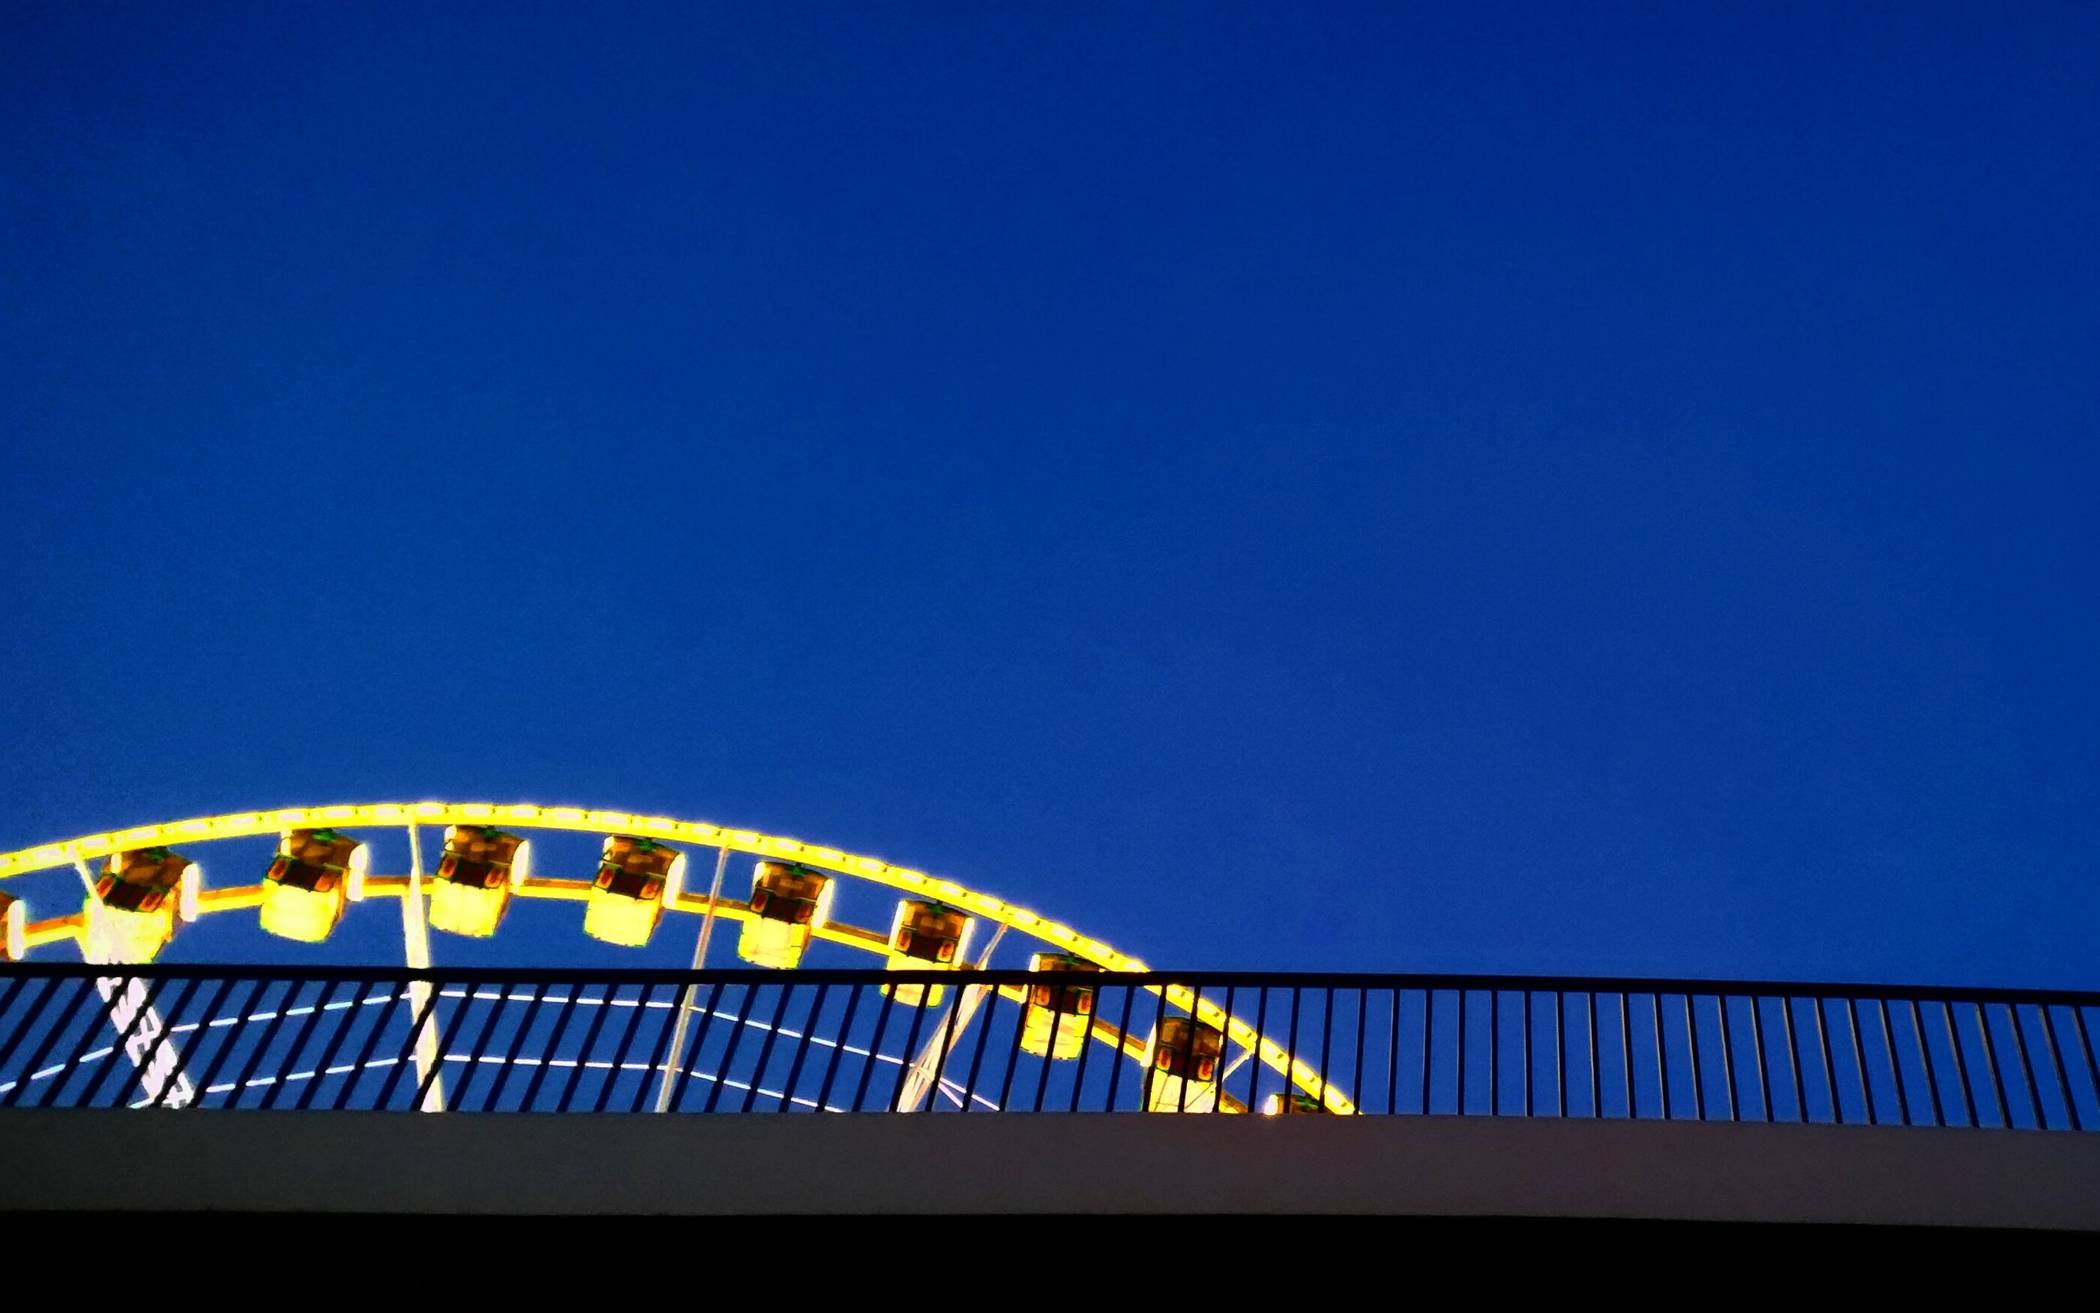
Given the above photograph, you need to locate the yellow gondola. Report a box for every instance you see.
[427,825,532,938]
[260,828,369,943]
[883,899,972,1008]
[86,847,199,963]
[1142,1016,1224,1113]
[737,860,835,968]
[583,835,684,948]
[0,891,23,962]
[1019,952,1101,1060]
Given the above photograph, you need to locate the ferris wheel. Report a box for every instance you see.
[0,801,1354,1115]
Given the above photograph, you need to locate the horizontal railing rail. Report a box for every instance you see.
[1,964,2094,1129]
[1,960,2099,1002]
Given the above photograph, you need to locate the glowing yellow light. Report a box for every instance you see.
[86,897,172,964]
[429,880,502,937]
[199,884,266,912]
[514,878,593,903]
[738,918,805,969]
[1141,1017,1225,1113]
[426,827,530,938]
[25,913,82,950]
[260,884,336,942]
[583,894,659,947]
[737,860,837,969]
[0,800,1355,1108]
[260,830,367,943]
[582,837,682,948]
[1019,953,1100,1060]
[883,898,973,1007]
[1,893,24,961]
[85,849,195,963]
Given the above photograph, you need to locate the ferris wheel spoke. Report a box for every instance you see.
[656,845,730,1112]
[401,820,443,1112]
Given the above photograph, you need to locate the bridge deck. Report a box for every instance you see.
[6,1107,2099,1227]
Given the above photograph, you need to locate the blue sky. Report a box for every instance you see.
[3,4,2095,986]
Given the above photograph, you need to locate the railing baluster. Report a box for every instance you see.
[1942,1001,1976,1129]
[850,983,899,1114]
[702,981,763,1114]
[2008,1001,2042,1129]
[300,979,375,1112]
[1811,996,1837,1124]
[334,978,406,1111]
[1715,995,1735,1121]
[813,981,866,1113]
[996,983,1031,1113]
[1686,994,1705,1121]
[1352,985,1365,1115]
[1521,990,1533,1117]
[1066,978,1117,1109]
[1553,990,1565,1117]
[776,982,830,1112]
[517,981,587,1113]
[196,978,270,1108]
[922,983,966,1113]
[33,973,130,1108]
[159,974,240,1109]
[1778,996,1803,1123]
[2073,1006,2100,1130]
[0,976,34,1059]
[1489,989,1499,1116]
[1652,994,1669,1120]
[1385,986,1399,1116]
[1314,986,1330,1116]
[1876,999,1910,1126]
[487,982,549,1112]
[226,978,306,1109]
[1577,992,1592,1118]
[1029,978,1066,1109]
[1420,987,1434,1115]
[1179,985,1203,1114]
[1907,999,1944,1127]
[2038,1004,2079,1132]
[414,979,486,1114]
[451,980,514,1113]
[76,975,174,1108]
[1065,980,1097,1114]
[1520,987,1537,1109]
[1276,987,1293,1109]
[667,980,729,1113]
[590,981,655,1114]
[1746,996,1768,1122]
[552,981,619,1113]
[1844,997,1874,1124]
[111,975,203,1110]
[257,978,339,1112]
[1454,989,1465,1115]
[1976,1000,2010,1129]
[739,982,795,1113]
[1617,992,1631,1118]
[891,982,937,1114]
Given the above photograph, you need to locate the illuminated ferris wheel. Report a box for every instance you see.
[0,802,1352,1115]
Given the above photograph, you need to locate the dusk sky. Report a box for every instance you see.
[4,4,2096,987]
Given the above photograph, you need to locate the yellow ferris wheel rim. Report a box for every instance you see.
[0,800,1356,1113]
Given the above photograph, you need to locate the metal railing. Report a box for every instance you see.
[0,963,2095,1128]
